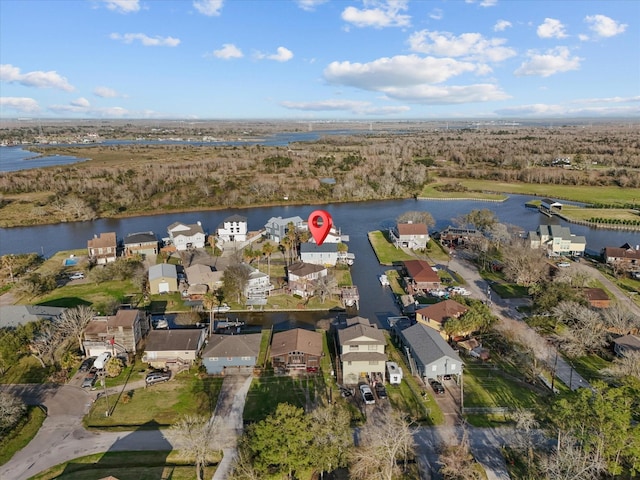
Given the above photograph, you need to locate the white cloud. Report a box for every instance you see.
[574,95,640,104]
[103,0,140,13]
[465,0,498,7]
[296,0,328,11]
[429,8,443,20]
[537,18,568,39]
[494,20,511,32]
[193,0,224,16]
[514,47,582,77]
[585,14,627,38]
[341,0,411,28]
[0,97,40,113]
[213,43,244,59]
[280,99,410,115]
[381,83,510,104]
[0,64,75,91]
[495,103,640,117]
[94,86,122,98]
[110,33,180,47]
[256,46,294,62]
[71,97,91,108]
[408,30,516,62]
[48,101,131,117]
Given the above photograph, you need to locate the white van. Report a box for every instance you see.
[386,361,403,385]
[93,352,112,370]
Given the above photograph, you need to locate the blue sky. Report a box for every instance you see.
[1,0,638,120]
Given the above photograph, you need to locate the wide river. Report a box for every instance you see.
[1,196,639,327]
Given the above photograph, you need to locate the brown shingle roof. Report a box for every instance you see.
[404,259,440,283]
[397,223,428,235]
[145,329,203,352]
[603,246,640,261]
[88,232,117,249]
[107,309,140,328]
[270,329,323,357]
[287,262,326,278]
[416,299,468,325]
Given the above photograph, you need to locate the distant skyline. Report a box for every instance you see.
[1,0,638,120]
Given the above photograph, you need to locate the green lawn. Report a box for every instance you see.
[368,230,415,265]
[29,451,219,480]
[568,354,611,383]
[34,280,137,311]
[480,271,530,298]
[420,181,507,201]
[0,405,47,466]
[84,374,223,429]
[0,355,52,384]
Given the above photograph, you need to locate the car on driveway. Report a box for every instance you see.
[145,371,171,385]
[557,262,571,268]
[360,384,376,405]
[430,379,445,395]
[374,383,388,399]
[69,272,85,280]
[82,372,97,388]
[79,357,96,372]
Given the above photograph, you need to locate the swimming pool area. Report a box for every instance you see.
[63,257,79,266]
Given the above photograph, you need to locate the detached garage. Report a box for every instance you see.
[149,263,178,294]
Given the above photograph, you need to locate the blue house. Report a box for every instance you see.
[201,333,262,374]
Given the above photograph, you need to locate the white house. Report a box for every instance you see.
[287,261,328,297]
[242,264,273,300]
[300,242,339,266]
[528,222,586,256]
[167,221,206,251]
[264,216,304,243]
[217,214,248,243]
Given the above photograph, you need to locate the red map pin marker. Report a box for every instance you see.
[308,210,333,246]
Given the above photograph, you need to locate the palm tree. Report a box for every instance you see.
[262,242,275,277]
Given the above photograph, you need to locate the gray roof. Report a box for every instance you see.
[265,216,303,228]
[145,329,204,352]
[0,305,66,329]
[337,322,386,345]
[202,333,261,358]
[124,231,157,245]
[149,263,177,280]
[399,323,462,367]
[224,214,247,223]
[300,242,338,253]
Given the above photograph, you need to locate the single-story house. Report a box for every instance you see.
[143,328,207,368]
[287,261,328,298]
[390,222,429,250]
[402,259,441,292]
[270,328,323,374]
[185,264,219,291]
[123,231,158,258]
[584,288,611,309]
[612,334,640,357]
[201,333,261,374]
[394,322,463,382]
[167,221,206,251]
[300,242,339,266]
[336,317,387,385]
[0,305,66,329]
[602,243,640,271]
[217,214,248,243]
[88,232,117,265]
[264,216,304,243]
[416,299,469,338]
[149,263,178,294]
[83,308,150,356]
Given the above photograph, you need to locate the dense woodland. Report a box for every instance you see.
[0,121,638,226]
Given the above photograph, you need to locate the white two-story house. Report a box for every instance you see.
[167,221,206,251]
[217,215,248,243]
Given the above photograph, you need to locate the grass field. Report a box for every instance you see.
[0,406,47,466]
[420,181,507,201]
[0,356,52,384]
[368,230,415,265]
[29,451,218,480]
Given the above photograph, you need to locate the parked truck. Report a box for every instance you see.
[386,361,403,385]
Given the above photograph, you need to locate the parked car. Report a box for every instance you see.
[79,356,96,372]
[557,262,571,268]
[82,372,97,388]
[374,383,388,399]
[145,371,171,385]
[430,379,445,395]
[69,272,85,280]
[359,384,376,405]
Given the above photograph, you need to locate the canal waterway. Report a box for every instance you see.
[2,196,639,327]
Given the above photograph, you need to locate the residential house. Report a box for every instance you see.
[264,216,304,243]
[602,243,640,272]
[584,288,611,309]
[287,261,328,298]
[390,222,429,250]
[185,264,220,291]
[415,299,469,338]
[217,214,248,243]
[300,242,339,266]
[82,308,149,357]
[0,305,66,329]
[307,225,349,244]
[270,328,323,374]
[201,333,261,374]
[402,259,441,293]
[123,232,158,258]
[87,232,117,265]
[394,322,463,382]
[336,317,387,385]
[438,226,482,248]
[243,264,273,300]
[528,222,586,256]
[612,334,640,357]
[143,328,207,369]
[167,221,206,251]
[148,263,178,294]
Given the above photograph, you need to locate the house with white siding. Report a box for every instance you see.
[167,221,206,250]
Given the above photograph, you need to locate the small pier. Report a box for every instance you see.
[341,286,360,310]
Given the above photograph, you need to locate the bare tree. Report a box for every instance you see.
[0,392,26,434]
[601,303,639,334]
[314,273,337,304]
[502,238,549,287]
[601,350,640,379]
[397,210,435,229]
[543,432,606,480]
[30,320,60,367]
[438,428,483,480]
[59,305,95,354]
[350,411,415,480]
[170,415,218,480]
